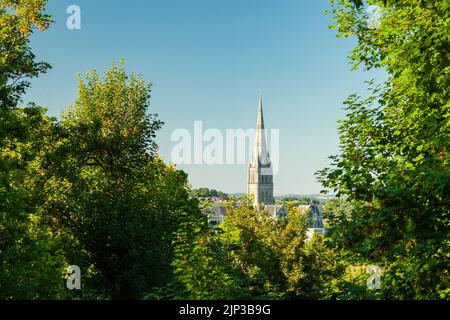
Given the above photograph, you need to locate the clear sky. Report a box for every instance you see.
[23,0,384,195]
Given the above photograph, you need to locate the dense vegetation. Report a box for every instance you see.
[1,0,448,300]
[318,0,450,299]
[0,0,201,299]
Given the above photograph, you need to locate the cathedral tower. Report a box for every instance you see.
[247,95,274,206]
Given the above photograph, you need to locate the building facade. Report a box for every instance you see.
[247,95,274,206]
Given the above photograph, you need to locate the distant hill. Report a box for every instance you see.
[274,194,335,199]
[228,193,246,197]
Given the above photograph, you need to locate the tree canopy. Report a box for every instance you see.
[318,0,450,299]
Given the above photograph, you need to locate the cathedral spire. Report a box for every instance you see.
[257,94,264,130]
[247,94,274,206]
[253,94,269,166]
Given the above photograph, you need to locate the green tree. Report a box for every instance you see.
[0,0,51,108]
[0,0,63,299]
[318,0,450,299]
[35,62,200,299]
[170,203,344,299]
[192,187,228,198]
[0,106,69,299]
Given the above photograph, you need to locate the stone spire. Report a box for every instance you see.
[257,94,264,129]
[247,94,274,206]
[252,94,270,167]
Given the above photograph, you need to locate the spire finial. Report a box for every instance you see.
[257,93,264,130]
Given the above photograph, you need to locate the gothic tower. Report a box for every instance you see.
[247,95,274,206]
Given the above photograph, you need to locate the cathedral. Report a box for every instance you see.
[247,95,274,206]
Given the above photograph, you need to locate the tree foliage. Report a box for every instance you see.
[169,204,346,299]
[0,0,59,299]
[0,0,51,109]
[30,62,201,299]
[318,0,450,299]
[192,187,228,198]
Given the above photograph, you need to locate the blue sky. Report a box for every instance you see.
[24,0,384,195]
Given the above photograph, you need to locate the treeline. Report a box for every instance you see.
[277,197,321,205]
[192,188,228,198]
